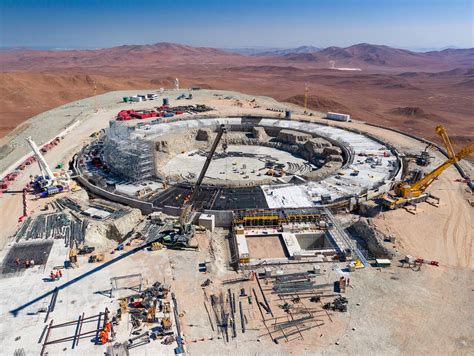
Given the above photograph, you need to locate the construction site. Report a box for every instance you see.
[0,89,472,355]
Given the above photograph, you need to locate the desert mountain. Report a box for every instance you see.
[1,43,472,73]
[0,42,246,71]
[255,46,321,56]
[272,43,473,71]
[0,43,472,147]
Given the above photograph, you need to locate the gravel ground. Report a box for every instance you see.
[0,90,472,355]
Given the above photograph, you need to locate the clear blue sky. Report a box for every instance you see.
[0,0,472,50]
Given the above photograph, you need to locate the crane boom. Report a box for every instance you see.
[412,141,474,194]
[382,125,473,209]
[26,136,54,179]
[435,125,455,159]
[189,124,227,203]
[179,124,227,228]
[394,129,473,199]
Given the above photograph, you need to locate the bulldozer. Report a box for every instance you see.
[381,125,473,210]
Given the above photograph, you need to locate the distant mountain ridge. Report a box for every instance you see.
[255,46,321,56]
[273,43,474,70]
[0,42,472,72]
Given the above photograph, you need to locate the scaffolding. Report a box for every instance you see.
[103,122,155,181]
[323,208,370,267]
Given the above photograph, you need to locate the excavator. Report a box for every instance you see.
[159,124,228,248]
[381,125,473,210]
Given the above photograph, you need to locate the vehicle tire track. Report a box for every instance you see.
[441,189,455,265]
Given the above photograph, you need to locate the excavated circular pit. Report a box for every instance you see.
[153,124,347,188]
[162,144,315,186]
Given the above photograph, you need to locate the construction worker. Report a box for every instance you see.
[50,271,55,281]
[98,329,108,345]
[98,322,111,345]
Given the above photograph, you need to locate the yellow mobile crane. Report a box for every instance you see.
[381,125,474,210]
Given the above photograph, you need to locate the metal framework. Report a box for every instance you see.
[110,273,143,297]
[233,207,324,227]
[40,308,109,355]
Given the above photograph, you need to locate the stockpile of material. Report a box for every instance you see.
[13,212,87,247]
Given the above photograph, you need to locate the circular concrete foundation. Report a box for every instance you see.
[91,116,401,211]
[162,144,311,185]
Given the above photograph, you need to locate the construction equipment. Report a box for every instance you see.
[156,125,227,248]
[78,246,95,255]
[68,246,78,267]
[402,255,439,270]
[150,242,164,251]
[88,254,104,263]
[179,124,227,231]
[26,136,71,197]
[146,300,158,322]
[161,317,172,330]
[323,296,348,312]
[416,144,434,166]
[381,125,474,209]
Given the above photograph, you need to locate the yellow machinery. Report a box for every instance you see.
[150,242,164,251]
[69,246,78,267]
[382,125,473,209]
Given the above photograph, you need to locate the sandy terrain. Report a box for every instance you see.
[246,235,288,259]
[0,90,472,355]
[1,43,472,149]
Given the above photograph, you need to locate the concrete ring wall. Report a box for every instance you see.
[74,116,404,223]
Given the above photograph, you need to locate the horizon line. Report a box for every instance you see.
[0,42,472,53]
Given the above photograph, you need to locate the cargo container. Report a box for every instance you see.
[146,93,158,100]
[130,111,158,120]
[117,109,135,120]
[130,96,143,102]
[375,259,391,267]
[236,233,249,263]
[326,112,351,122]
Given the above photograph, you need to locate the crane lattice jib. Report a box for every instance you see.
[179,124,227,226]
[435,125,455,159]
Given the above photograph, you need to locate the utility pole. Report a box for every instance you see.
[92,79,98,112]
[304,83,309,114]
